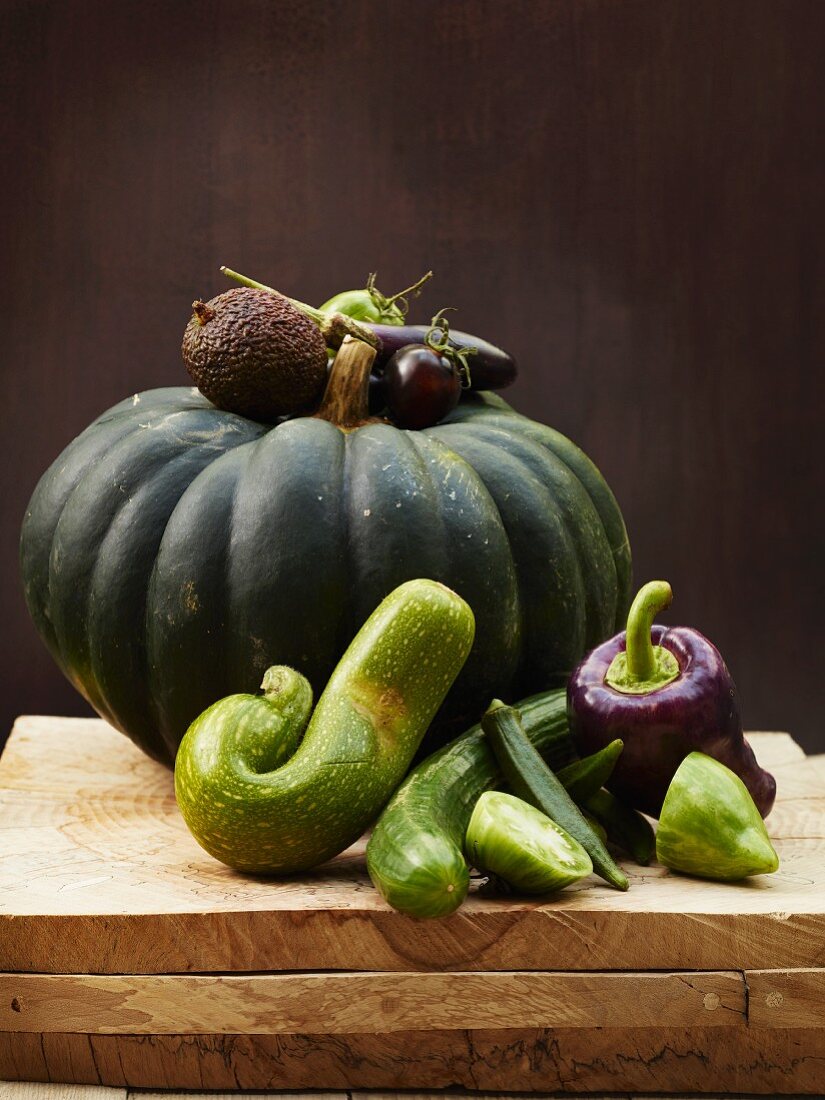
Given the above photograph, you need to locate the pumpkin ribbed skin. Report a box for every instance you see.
[20,387,631,766]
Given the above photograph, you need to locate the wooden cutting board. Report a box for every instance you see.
[1,716,823,1093]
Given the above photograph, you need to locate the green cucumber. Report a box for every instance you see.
[466,791,592,894]
[556,739,624,802]
[584,788,656,865]
[366,688,575,918]
[174,578,474,874]
[482,700,629,891]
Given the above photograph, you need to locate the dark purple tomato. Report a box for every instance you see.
[384,344,462,429]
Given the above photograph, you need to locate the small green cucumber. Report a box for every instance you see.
[366,688,575,918]
[466,791,592,894]
[175,578,475,874]
[482,700,629,891]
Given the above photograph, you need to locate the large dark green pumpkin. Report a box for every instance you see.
[20,387,631,765]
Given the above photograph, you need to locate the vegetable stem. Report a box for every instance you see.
[604,580,681,694]
[625,581,672,681]
[220,265,379,349]
[316,335,377,430]
[191,300,215,325]
[370,269,433,315]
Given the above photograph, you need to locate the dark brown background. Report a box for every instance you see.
[2,0,823,752]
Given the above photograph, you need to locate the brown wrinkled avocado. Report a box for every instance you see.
[181,287,328,420]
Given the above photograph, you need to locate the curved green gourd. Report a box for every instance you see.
[21,386,631,766]
[174,579,475,874]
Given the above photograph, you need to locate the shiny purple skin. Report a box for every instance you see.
[366,324,517,391]
[567,624,776,819]
[384,345,461,429]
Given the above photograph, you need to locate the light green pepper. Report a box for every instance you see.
[656,752,779,880]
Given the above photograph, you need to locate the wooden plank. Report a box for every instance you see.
[1,719,824,976]
[4,902,825,975]
[2,1027,825,1093]
[811,754,825,788]
[131,1095,342,1100]
[0,971,745,1035]
[747,967,825,1029]
[747,732,806,766]
[0,1088,125,1100]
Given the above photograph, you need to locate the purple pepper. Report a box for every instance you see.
[567,581,776,819]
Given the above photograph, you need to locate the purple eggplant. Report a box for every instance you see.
[567,581,776,819]
[365,323,517,391]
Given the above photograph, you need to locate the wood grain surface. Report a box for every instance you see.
[1,0,823,758]
[0,1088,817,1100]
[0,1087,809,1100]
[0,971,745,1036]
[0,1087,125,1100]
[3,1026,825,1093]
[1,717,824,976]
[747,966,825,1029]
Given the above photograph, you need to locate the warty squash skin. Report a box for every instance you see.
[20,386,631,766]
[175,580,475,873]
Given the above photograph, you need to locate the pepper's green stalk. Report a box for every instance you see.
[219,266,379,349]
[605,580,680,694]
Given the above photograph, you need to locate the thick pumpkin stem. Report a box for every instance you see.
[316,336,377,429]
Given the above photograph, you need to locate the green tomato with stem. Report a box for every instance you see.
[320,270,433,325]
